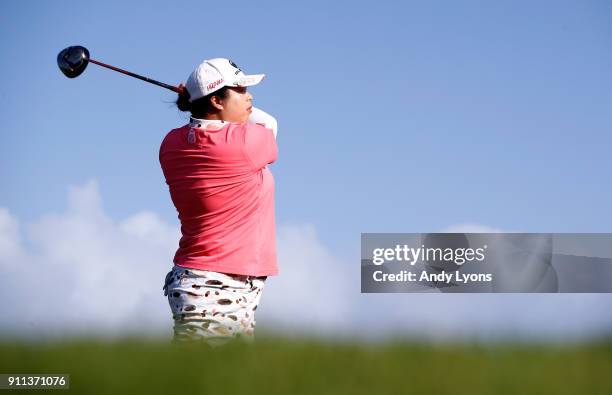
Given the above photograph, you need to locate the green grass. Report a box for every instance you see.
[1,334,611,394]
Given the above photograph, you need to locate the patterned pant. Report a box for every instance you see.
[163,265,267,347]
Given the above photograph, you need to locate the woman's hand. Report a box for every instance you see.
[248,107,278,139]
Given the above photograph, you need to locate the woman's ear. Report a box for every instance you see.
[210,95,224,111]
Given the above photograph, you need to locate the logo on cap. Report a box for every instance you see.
[207,78,224,90]
[229,60,242,75]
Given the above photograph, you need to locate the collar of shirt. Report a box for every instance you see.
[189,117,228,129]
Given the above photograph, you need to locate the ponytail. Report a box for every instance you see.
[176,84,192,112]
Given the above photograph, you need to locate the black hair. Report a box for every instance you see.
[176,86,230,118]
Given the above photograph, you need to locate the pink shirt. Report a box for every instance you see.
[159,119,278,276]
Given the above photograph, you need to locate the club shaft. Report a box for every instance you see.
[89,59,181,93]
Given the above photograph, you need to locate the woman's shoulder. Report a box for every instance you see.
[225,121,269,140]
[160,124,189,148]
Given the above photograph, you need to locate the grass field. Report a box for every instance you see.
[1,334,611,394]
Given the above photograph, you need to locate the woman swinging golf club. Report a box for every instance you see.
[159,58,278,346]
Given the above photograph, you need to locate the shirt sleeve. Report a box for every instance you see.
[243,123,278,171]
[248,107,278,139]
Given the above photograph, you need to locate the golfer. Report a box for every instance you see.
[159,58,278,346]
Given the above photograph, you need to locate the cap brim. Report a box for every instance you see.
[235,74,265,87]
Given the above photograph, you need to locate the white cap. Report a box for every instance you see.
[185,58,265,102]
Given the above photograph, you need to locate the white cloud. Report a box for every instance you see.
[0,183,611,342]
[258,223,354,338]
[0,180,180,338]
[0,207,21,264]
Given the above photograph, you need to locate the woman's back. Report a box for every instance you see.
[159,120,278,276]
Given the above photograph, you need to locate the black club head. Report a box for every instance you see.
[57,46,90,78]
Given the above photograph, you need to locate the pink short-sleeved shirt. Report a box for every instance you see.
[159,121,278,276]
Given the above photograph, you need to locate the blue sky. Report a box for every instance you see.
[1,1,611,340]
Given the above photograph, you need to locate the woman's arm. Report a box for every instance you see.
[248,107,278,139]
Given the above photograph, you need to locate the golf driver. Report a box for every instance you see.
[57,45,183,93]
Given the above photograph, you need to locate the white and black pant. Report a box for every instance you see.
[163,266,267,346]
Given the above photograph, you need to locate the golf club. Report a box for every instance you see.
[57,45,183,93]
